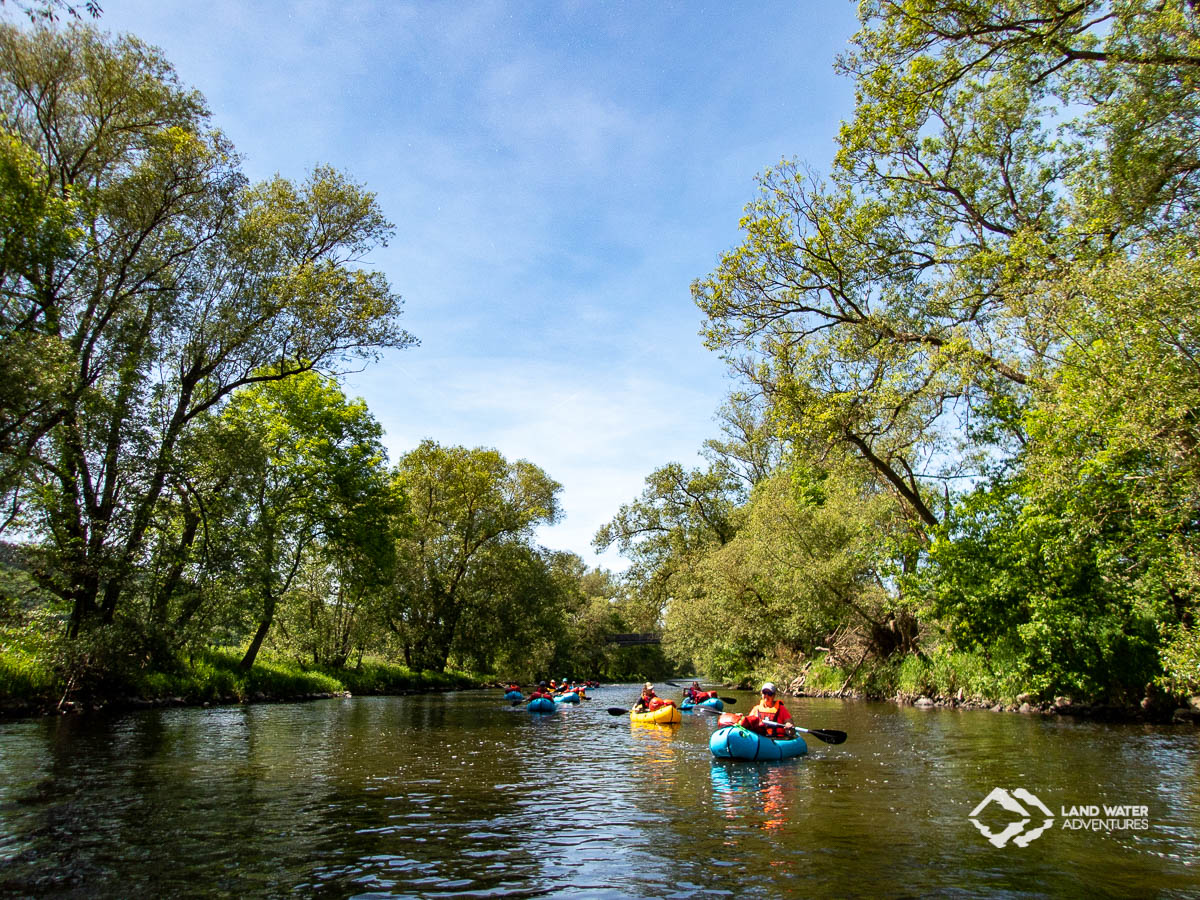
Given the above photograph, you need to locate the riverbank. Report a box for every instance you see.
[733,649,1200,726]
[0,646,482,721]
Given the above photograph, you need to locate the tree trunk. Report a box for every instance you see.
[239,592,277,671]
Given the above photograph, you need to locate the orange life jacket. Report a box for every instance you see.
[743,700,792,737]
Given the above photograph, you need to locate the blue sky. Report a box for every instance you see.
[92,1,860,569]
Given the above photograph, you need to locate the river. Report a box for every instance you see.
[0,685,1197,898]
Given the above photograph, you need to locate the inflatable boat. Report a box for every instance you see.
[708,725,806,760]
[630,704,682,725]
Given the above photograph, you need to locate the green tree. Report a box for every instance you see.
[825,0,1200,697]
[669,460,907,678]
[213,371,399,671]
[0,25,415,640]
[593,461,741,625]
[0,127,77,521]
[387,441,561,673]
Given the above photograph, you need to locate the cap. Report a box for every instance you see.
[761,682,777,695]
[643,682,654,691]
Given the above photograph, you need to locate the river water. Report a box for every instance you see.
[0,685,1197,898]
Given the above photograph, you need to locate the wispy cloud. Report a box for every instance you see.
[91,0,860,569]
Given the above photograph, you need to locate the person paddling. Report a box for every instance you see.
[684,681,716,703]
[739,682,795,739]
[632,682,676,713]
[528,681,553,701]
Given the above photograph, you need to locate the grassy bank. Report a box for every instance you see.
[0,638,481,718]
[743,648,1200,723]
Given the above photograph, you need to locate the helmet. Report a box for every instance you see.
[761,682,777,695]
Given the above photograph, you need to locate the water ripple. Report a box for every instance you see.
[0,689,1197,897]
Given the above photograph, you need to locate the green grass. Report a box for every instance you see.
[0,634,482,713]
[164,648,477,701]
[324,657,473,694]
[0,642,57,699]
[751,647,1030,706]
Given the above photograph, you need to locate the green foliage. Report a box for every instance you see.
[895,649,1002,702]
[602,644,674,683]
[917,470,1165,701]
[1159,624,1200,695]
[800,656,846,695]
[657,457,913,679]
[212,369,401,670]
[637,0,1200,705]
[0,127,77,506]
[0,23,414,649]
[387,440,562,674]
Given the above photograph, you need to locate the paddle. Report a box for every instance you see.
[607,706,631,715]
[760,718,848,745]
[695,705,847,744]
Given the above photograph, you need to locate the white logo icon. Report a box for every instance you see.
[969,788,1055,847]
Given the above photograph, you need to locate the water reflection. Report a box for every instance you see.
[0,689,1197,897]
[710,759,801,834]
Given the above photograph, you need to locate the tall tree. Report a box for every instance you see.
[212,371,399,671]
[667,1,1200,697]
[671,460,909,677]
[0,25,415,638]
[388,441,560,673]
[0,126,77,523]
[593,460,741,629]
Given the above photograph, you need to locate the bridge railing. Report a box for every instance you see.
[607,633,662,646]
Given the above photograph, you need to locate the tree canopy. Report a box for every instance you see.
[0,24,415,642]
[601,0,1200,701]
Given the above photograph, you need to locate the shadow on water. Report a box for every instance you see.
[0,687,1197,897]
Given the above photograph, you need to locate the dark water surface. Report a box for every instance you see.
[0,686,1197,898]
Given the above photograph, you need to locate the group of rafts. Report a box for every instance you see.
[504,680,596,713]
[504,681,846,761]
[627,683,812,761]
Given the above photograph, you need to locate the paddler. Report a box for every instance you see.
[685,681,714,703]
[739,682,795,739]
[632,682,675,712]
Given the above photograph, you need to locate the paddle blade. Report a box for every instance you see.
[606,707,630,716]
[802,727,847,744]
[719,697,737,705]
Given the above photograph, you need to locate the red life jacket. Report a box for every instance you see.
[742,700,792,737]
